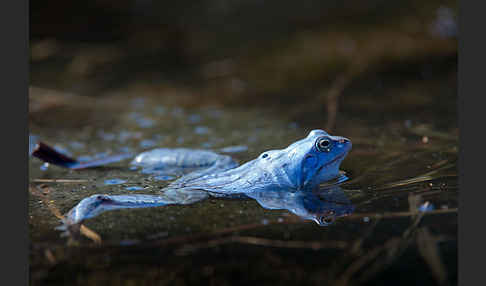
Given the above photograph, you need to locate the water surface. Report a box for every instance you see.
[29,88,457,286]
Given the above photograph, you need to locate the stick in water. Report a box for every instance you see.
[31,141,133,169]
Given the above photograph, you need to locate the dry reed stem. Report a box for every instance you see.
[29,185,101,243]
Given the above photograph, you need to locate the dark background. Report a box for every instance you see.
[30,0,457,130]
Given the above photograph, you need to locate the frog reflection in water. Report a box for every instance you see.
[44,130,353,227]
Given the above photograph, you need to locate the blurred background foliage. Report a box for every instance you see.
[30,0,457,127]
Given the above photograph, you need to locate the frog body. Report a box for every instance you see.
[63,129,353,226]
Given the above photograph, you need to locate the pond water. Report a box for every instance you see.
[29,1,458,282]
[29,77,457,285]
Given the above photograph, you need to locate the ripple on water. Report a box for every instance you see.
[132,98,145,109]
[188,114,202,123]
[118,146,134,154]
[153,134,165,141]
[194,126,210,135]
[119,239,140,246]
[288,122,299,129]
[140,139,156,149]
[206,108,223,118]
[219,145,248,153]
[248,135,258,143]
[104,179,127,185]
[125,186,144,191]
[201,142,213,148]
[69,141,85,150]
[128,112,155,128]
[137,118,155,128]
[154,175,175,181]
[118,131,135,142]
[154,106,166,115]
[171,107,184,117]
[98,130,116,141]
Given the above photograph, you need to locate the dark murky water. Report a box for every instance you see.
[29,84,457,285]
[29,1,457,285]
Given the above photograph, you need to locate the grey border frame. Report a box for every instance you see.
[0,0,29,285]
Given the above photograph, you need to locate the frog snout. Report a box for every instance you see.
[335,137,352,150]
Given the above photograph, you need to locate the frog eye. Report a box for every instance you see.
[319,211,336,225]
[316,138,331,152]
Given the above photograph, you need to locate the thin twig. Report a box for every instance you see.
[29,185,101,243]
[348,196,427,285]
[345,208,457,220]
[325,73,350,131]
[416,227,450,286]
[44,249,57,265]
[333,238,400,286]
[324,57,369,131]
[176,235,348,255]
[349,216,382,255]
[31,179,89,183]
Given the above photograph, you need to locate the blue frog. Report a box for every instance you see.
[32,130,353,227]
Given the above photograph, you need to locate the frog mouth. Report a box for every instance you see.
[301,152,348,188]
[313,152,347,178]
[321,152,347,168]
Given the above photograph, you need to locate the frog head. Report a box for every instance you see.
[259,129,351,190]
